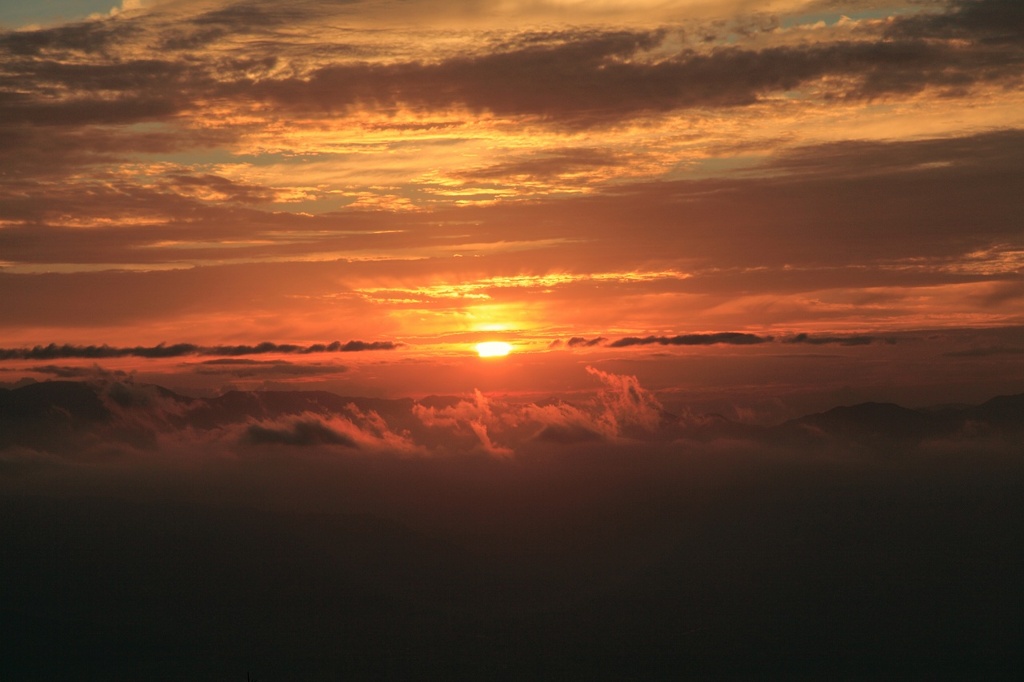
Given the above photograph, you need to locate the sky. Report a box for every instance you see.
[1,0,1023,407]
[2,3,1023,678]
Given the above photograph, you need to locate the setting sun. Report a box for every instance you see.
[476,341,512,358]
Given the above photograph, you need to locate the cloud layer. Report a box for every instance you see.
[3,373,1022,678]
[1,1,1022,349]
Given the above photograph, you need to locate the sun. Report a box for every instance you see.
[476,341,512,358]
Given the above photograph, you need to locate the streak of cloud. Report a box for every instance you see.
[785,333,895,346]
[0,340,400,361]
[566,336,607,347]
[609,333,771,347]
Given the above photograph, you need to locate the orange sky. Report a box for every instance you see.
[1,0,1023,404]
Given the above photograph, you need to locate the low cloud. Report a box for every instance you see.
[584,365,664,435]
[0,340,400,361]
[943,345,1024,358]
[193,359,345,379]
[18,365,133,380]
[785,333,895,346]
[412,366,666,452]
[414,389,512,456]
[567,336,607,347]
[3,385,1021,679]
[244,416,358,448]
[609,333,771,347]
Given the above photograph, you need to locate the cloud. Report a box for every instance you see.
[0,17,134,56]
[244,416,358,447]
[228,12,1022,127]
[193,359,345,379]
[5,370,1024,466]
[761,128,1024,180]
[567,336,606,347]
[609,333,771,347]
[1,129,1020,339]
[22,8,1024,118]
[785,333,895,346]
[943,345,1024,358]
[409,366,668,451]
[414,389,512,456]
[166,173,277,204]
[460,148,621,181]
[491,367,667,444]
[584,365,664,435]
[16,365,133,380]
[888,0,1024,45]
[0,340,399,361]
[3,1,1017,137]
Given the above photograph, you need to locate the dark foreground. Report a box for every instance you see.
[1,382,1023,679]
[3,458,1023,680]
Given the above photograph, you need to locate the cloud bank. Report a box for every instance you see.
[2,371,1022,679]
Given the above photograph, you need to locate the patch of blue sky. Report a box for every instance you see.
[0,0,121,28]
[779,4,925,29]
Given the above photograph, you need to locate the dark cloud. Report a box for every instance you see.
[193,359,345,378]
[762,126,1024,179]
[0,340,399,361]
[462,148,621,180]
[9,58,190,92]
[0,91,185,127]
[785,333,895,346]
[889,0,1024,44]
[567,336,607,347]
[0,18,135,56]
[19,365,132,380]
[0,343,198,360]
[609,333,771,347]
[192,0,316,28]
[0,123,234,179]
[943,345,1024,358]
[1,1,1019,133]
[311,340,399,352]
[165,173,276,204]
[563,129,1024,270]
[240,22,1023,127]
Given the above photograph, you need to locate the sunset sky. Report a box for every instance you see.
[2,0,1022,407]
[3,3,1024,678]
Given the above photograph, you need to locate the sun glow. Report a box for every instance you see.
[476,341,512,357]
